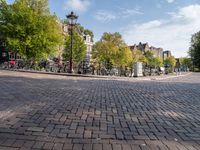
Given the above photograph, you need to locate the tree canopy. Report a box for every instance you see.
[131,50,147,64]
[189,31,200,70]
[180,57,192,71]
[164,56,176,72]
[92,32,132,70]
[0,0,63,61]
[62,31,86,65]
[73,23,94,40]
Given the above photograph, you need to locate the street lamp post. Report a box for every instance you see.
[66,11,78,73]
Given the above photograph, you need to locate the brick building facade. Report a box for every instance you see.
[129,42,163,59]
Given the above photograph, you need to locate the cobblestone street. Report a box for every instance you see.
[0,70,200,150]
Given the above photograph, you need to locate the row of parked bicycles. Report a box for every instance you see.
[0,59,171,76]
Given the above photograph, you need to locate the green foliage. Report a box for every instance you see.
[189,31,200,70]
[0,0,63,61]
[92,32,132,70]
[25,0,50,15]
[63,31,86,65]
[76,23,94,40]
[153,57,163,67]
[180,57,192,71]
[143,51,163,68]
[131,50,147,63]
[164,56,176,72]
[115,46,132,69]
[84,29,94,40]
[144,51,154,67]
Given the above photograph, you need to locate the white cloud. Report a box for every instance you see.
[64,0,91,13]
[171,4,200,20]
[166,0,175,3]
[95,7,143,22]
[123,4,200,57]
[95,10,117,22]
[120,8,144,17]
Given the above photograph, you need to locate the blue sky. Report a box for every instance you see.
[6,0,200,57]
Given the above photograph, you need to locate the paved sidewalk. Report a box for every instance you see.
[0,70,200,150]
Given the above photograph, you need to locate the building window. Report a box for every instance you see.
[64,25,68,32]
[16,54,21,60]
[9,53,15,59]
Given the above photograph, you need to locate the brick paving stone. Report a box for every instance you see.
[116,131,124,140]
[73,139,91,144]
[0,71,200,150]
[84,130,92,138]
[133,135,150,140]
[22,141,35,148]
[27,127,44,132]
[122,144,132,150]
[83,144,92,150]
[19,148,29,150]
[32,141,44,149]
[36,136,54,142]
[103,144,112,150]
[68,133,83,138]
[112,144,122,150]
[93,144,103,150]
[2,139,16,147]
[131,144,141,150]
[73,144,83,150]
[0,146,19,150]
[63,144,73,150]
[0,138,6,145]
[12,140,25,148]
[53,143,64,150]
[43,142,54,150]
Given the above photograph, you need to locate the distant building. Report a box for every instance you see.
[0,42,8,64]
[59,21,93,64]
[129,42,163,59]
[163,50,172,60]
[0,41,21,64]
[84,34,93,64]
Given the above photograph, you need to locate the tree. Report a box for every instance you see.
[25,0,50,15]
[144,51,154,68]
[154,57,163,68]
[115,46,132,67]
[62,31,86,66]
[189,31,200,71]
[0,0,63,61]
[75,23,94,40]
[143,51,163,74]
[131,50,147,64]
[128,50,147,75]
[0,0,8,43]
[180,57,192,71]
[92,32,132,73]
[164,56,176,72]
[92,39,116,70]
[84,29,94,40]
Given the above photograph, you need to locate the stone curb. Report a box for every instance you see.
[138,72,192,81]
[0,69,119,79]
[0,68,191,81]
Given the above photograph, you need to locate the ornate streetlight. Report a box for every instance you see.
[66,11,78,73]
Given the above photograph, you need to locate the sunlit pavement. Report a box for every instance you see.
[0,70,200,150]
